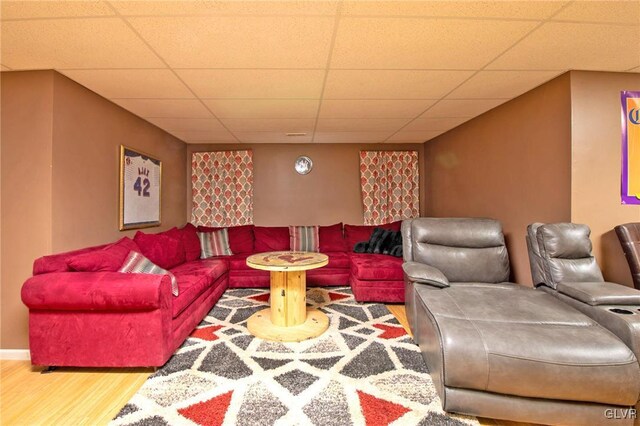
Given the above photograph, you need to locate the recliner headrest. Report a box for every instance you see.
[536,223,593,259]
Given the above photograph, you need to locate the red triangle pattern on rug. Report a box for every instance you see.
[328,291,350,301]
[357,390,410,426]
[373,324,407,339]
[177,391,233,426]
[190,324,224,341]
[249,293,270,302]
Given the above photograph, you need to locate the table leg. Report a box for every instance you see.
[270,270,306,327]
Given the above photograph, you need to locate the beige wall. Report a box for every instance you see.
[423,73,573,284]
[1,71,54,350]
[570,71,640,287]
[187,143,425,226]
[1,71,187,349]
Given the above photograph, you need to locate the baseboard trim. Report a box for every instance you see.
[0,349,31,360]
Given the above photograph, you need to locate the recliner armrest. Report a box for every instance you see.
[402,262,449,288]
[556,281,640,306]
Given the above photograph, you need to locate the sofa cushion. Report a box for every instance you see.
[67,237,140,272]
[254,226,290,252]
[198,229,233,258]
[171,260,228,318]
[198,225,254,254]
[33,244,108,275]
[319,223,347,252]
[350,254,403,281]
[171,259,228,281]
[165,224,201,262]
[289,225,319,252]
[134,231,185,270]
[119,251,179,296]
[326,252,350,269]
[344,221,401,251]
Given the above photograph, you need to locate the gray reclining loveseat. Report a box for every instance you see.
[403,218,640,425]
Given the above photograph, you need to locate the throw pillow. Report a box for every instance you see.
[198,224,254,253]
[318,223,347,252]
[198,229,233,258]
[289,225,320,252]
[118,250,179,296]
[134,231,185,270]
[67,237,141,272]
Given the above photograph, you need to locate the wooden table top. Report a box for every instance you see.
[246,251,329,272]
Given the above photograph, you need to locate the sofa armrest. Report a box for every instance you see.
[557,281,640,306]
[402,262,449,288]
[22,272,172,311]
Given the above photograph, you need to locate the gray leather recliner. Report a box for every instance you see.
[403,218,640,426]
[526,222,640,361]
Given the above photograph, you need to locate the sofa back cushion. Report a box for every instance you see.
[165,224,201,262]
[67,237,140,272]
[535,223,604,288]
[319,223,347,252]
[254,226,290,252]
[344,221,401,251]
[405,218,510,283]
[198,225,254,254]
[134,231,185,270]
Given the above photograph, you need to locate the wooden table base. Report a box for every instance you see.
[247,307,329,342]
[247,269,329,342]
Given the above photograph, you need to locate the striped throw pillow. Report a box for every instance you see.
[198,229,233,258]
[118,251,179,296]
[289,226,319,252]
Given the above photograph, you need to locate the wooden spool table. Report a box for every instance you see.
[246,251,329,342]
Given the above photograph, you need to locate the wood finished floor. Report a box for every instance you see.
[0,305,532,426]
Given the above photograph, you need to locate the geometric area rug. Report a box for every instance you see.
[110,287,478,426]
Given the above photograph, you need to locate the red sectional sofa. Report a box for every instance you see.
[21,221,404,367]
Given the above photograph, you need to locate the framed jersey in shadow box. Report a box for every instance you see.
[119,145,162,230]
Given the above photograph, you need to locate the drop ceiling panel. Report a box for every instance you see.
[1,18,164,69]
[177,69,326,99]
[234,132,313,143]
[128,16,335,68]
[402,117,470,132]
[1,1,114,20]
[146,118,228,133]
[170,130,237,142]
[112,99,212,118]
[420,99,506,118]
[551,1,640,24]
[111,1,339,17]
[448,70,560,99]
[204,99,319,119]
[330,18,538,69]
[323,70,473,99]
[316,118,411,132]
[341,1,566,19]
[489,22,640,71]
[221,119,315,132]
[60,69,193,99]
[314,131,395,143]
[387,130,445,143]
[319,100,436,118]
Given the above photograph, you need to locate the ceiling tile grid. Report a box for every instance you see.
[1,1,639,144]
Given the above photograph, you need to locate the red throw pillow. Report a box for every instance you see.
[165,224,201,262]
[198,224,254,254]
[67,237,140,272]
[319,223,346,252]
[134,231,185,270]
[344,221,402,251]
[254,226,290,252]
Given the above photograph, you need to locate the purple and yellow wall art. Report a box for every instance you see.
[621,91,640,205]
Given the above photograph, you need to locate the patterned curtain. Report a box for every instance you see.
[359,151,420,225]
[191,150,254,226]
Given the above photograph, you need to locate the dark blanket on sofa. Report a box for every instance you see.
[354,228,403,257]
